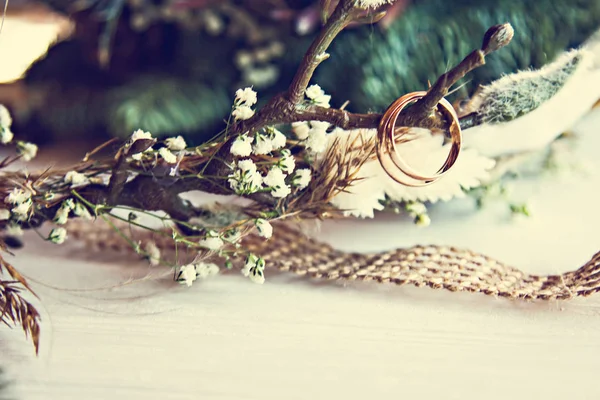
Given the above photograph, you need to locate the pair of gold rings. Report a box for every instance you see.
[376,91,462,187]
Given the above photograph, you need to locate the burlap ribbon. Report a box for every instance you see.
[65,220,600,300]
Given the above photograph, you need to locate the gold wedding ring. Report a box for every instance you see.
[376,91,462,187]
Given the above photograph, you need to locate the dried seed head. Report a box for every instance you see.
[481,23,514,54]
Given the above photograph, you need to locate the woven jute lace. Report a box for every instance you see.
[66,220,600,301]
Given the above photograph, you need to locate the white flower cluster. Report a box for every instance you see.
[227,158,312,197]
[291,120,330,154]
[242,253,266,284]
[64,171,88,186]
[0,105,38,161]
[54,199,74,225]
[128,130,186,164]
[254,218,273,239]
[4,188,33,219]
[177,262,220,287]
[304,84,331,108]
[230,126,287,157]
[49,227,67,244]
[0,104,14,144]
[405,201,431,227]
[232,87,258,121]
[198,230,225,251]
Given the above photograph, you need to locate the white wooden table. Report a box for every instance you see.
[2,112,600,400]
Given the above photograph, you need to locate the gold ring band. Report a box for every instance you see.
[376,91,462,187]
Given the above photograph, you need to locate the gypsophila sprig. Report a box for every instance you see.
[48,227,67,244]
[235,87,258,107]
[255,218,273,239]
[16,142,38,161]
[165,136,187,151]
[305,84,331,108]
[230,134,253,157]
[292,169,311,190]
[158,147,177,164]
[198,230,224,251]
[228,159,263,194]
[278,149,296,173]
[263,167,291,198]
[267,127,287,150]
[242,253,266,284]
[64,171,88,186]
[252,131,273,155]
[177,264,197,287]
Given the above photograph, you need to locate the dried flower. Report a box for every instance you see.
[0,209,10,220]
[158,147,177,164]
[144,241,161,266]
[64,171,87,186]
[242,253,266,284]
[235,87,258,107]
[49,227,67,244]
[198,231,224,251]
[278,149,295,173]
[292,169,311,190]
[17,142,38,161]
[255,218,273,239]
[232,105,255,121]
[230,134,253,157]
[252,132,273,155]
[415,213,431,227]
[165,136,187,151]
[177,264,197,287]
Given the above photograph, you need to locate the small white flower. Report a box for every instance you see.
[242,254,266,284]
[269,128,287,150]
[165,136,187,151]
[131,129,152,142]
[252,132,273,155]
[222,229,241,244]
[354,0,394,9]
[263,167,287,189]
[5,188,31,205]
[305,84,325,100]
[305,127,328,153]
[415,213,431,227]
[0,209,10,220]
[53,204,71,225]
[271,184,291,198]
[228,159,263,194]
[64,171,88,186]
[73,202,93,220]
[230,134,253,157]
[255,218,273,239]
[235,87,258,107]
[278,149,295,173]
[17,142,38,161]
[177,264,197,287]
[158,147,177,164]
[232,105,255,121]
[49,227,67,244]
[305,84,331,107]
[11,199,32,217]
[0,104,12,128]
[196,262,220,279]
[0,128,13,144]
[292,122,310,140]
[198,231,224,251]
[144,241,161,266]
[292,168,311,190]
[6,224,23,237]
[406,201,427,216]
